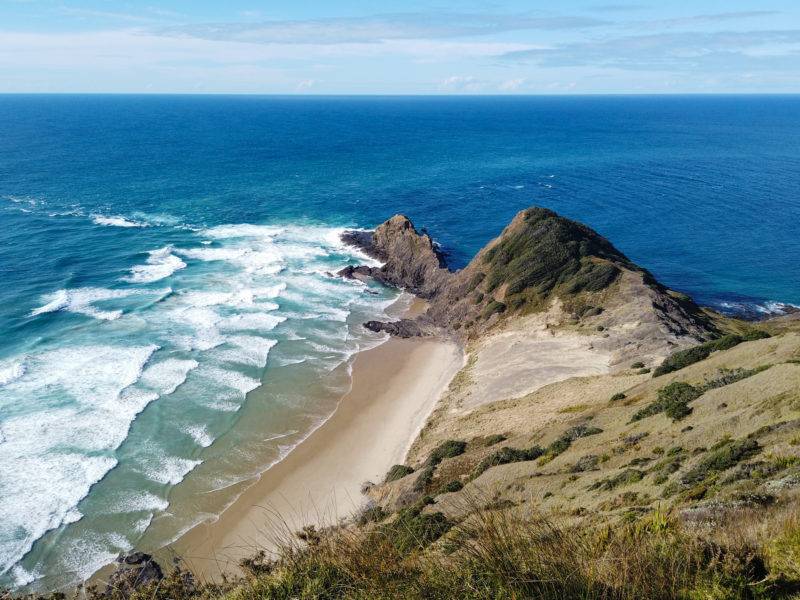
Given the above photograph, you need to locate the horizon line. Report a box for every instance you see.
[2,92,800,97]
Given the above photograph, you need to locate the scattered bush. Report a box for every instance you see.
[611,392,627,401]
[385,464,415,483]
[589,468,645,491]
[631,361,645,369]
[681,438,760,485]
[481,208,635,312]
[482,300,506,319]
[427,440,467,467]
[483,434,507,447]
[413,466,435,492]
[630,382,702,423]
[441,480,464,494]
[473,445,544,478]
[701,365,771,391]
[653,332,771,377]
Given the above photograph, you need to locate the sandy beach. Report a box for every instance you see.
[170,335,463,579]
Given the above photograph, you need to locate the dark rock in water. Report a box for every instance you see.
[341,216,451,299]
[341,230,381,260]
[364,319,427,338]
[337,264,378,282]
[106,552,163,598]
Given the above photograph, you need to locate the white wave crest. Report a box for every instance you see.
[31,287,170,321]
[0,362,25,387]
[124,247,187,283]
[182,425,214,448]
[142,455,202,486]
[214,336,277,368]
[91,214,146,228]
[139,358,199,396]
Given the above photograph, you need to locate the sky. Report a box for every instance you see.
[1,1,799,94]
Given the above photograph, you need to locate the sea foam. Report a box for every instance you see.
[124,247,187,283]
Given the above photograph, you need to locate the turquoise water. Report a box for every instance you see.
[1,95,799,589]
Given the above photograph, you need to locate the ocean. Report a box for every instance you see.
[1,94,798,589]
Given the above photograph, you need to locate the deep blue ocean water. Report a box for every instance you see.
[0,95,798,588]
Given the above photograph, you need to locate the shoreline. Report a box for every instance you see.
[166,334,463,579]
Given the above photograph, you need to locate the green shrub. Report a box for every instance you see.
[481,208,635,312]
[701,366,771,391]
[681,438,760,485]
[589,469,645,491]
[357,505,388,525]
[611,392,626,401]
[631,382,702,423]
[473,445,544,478]
[637,368,651,374]
[482,300,506,319]
[413,466,435,492]
[653,334,762,377]
[385,464,415,483]
[540,425,604,464]
[484,434,507,447]
[427,440,467,467]
[441,480,464,494]
[631,361,645,369]
[381,505,452,554]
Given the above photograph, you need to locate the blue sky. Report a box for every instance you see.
[1,1,799,93]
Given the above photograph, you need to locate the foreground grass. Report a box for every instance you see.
[32,496,799,600]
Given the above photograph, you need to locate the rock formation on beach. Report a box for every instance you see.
[341,206,717,365]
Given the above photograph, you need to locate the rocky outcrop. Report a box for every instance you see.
[342,207,716,353]
[340,215,451,298]
[105,552,164,598]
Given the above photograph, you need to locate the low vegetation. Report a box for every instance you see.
[472,445,544,478]
[384,465,414,483]
[479,208,638,313]
[631,382,702,423]
[654,331,771,377]
[55,500,800,600]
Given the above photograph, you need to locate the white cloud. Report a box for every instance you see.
[439,75,483,91]
[296,79,316,91]
[499,77,527,91]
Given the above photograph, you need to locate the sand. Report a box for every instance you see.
[170,336,463,578]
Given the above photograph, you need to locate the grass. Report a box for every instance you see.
[49,498,800,600]
[558,403,590,413]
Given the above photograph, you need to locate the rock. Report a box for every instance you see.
[337,264,378,282]
[341,215,451,298]
[106,552,163,598]
[363,319,428,338]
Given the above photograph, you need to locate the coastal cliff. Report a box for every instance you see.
[342,207,717,366]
